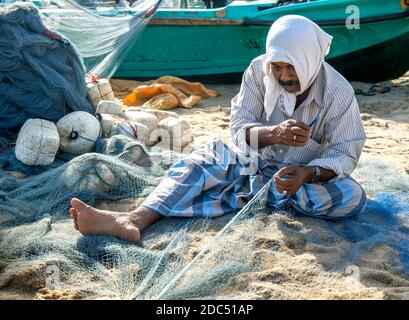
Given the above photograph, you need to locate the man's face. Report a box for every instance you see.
[271,62,301,93]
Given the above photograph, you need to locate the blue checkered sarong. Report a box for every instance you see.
[142,140,367,219]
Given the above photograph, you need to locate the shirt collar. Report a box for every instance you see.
[297,66,324,110]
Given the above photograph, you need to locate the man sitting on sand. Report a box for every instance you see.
[70,15,367,243]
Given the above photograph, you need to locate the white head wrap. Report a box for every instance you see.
[263,15,333,120]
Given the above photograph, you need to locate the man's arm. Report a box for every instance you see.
[306,95,366,178]
[273,166,336,195]
[230,59,312,154]
[273,93,366,195]
[230,61,266,155]
[302,166,336,182]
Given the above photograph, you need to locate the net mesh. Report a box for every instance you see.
[39,0,163,78]
[0,0,162,143]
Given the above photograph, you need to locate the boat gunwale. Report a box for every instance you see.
[245,9,409,26]
[149,10,409,26]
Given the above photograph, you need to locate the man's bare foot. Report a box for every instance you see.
[69,198,161,243]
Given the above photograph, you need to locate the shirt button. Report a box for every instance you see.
[279,149,283,153]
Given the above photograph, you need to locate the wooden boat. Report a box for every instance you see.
[7,0,408,81]
[112,0,409,82]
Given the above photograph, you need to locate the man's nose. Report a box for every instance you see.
[280,68,292,82]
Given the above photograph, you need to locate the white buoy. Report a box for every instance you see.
[159,117,190,133]
[96,100,123,115]
[57,111,101,154]
[87,78,116,109]
[15,119,60,166]
[99,113,124,137]
[63,161,117,193]
[123,111,158,133]
[110,121,148,142]
[158,117,193,148]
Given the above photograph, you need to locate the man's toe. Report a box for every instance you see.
[69,208,78,218]
[71,198,89,212]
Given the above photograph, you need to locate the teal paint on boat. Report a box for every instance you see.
[6,0,408,81]
[113,0,409,81]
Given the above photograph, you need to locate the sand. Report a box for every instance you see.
[1,73,409,300]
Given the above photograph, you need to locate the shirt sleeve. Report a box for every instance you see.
[307,95,366,178]
[229,62,267,157]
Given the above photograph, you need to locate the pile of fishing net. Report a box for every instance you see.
[0,0,164,172]
[0,2,93,137]
[1,133,409,299]
[0,0,162,140]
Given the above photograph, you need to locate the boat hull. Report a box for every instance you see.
[328,31,409,82]
[114,1,409,82]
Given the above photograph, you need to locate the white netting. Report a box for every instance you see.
[28,0,163,77]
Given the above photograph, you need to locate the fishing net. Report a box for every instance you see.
[0,2,94,133]
[1,0,163,79]
[0,0,162,148]
[0,0,163,167]
[1,134,409,299]
[36,0,163,78]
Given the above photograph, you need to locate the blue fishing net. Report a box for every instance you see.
[0,0,162,131]
[0,3,94,132]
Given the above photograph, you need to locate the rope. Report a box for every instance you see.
[69,129,97,143]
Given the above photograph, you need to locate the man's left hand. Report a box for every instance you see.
[273,166,313,195]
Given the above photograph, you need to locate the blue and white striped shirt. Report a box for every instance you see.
[230,55,366,178]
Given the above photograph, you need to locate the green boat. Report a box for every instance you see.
[6,0,408,81]
[112,0,409,82]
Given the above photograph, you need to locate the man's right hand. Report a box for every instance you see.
[272,119,311,147]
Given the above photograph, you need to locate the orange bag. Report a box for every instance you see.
[123,77,218,110]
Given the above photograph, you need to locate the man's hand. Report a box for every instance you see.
[245,120,311,149]
[273,119,311,146]
[273,166,314,195]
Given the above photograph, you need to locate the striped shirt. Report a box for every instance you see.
[230,55,367,178]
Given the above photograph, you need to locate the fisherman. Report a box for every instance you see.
[69,15,367,243]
